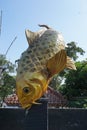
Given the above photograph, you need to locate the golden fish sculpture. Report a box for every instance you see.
[16,24,76,109]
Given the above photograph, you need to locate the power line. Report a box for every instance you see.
[5,36,17,56]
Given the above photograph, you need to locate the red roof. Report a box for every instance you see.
[4,87,67,108]
[4,94,19,106]
[45,87,67,107]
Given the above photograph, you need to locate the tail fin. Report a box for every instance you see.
[66,56,76,70]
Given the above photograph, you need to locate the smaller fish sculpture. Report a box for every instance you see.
[16,24,76,109]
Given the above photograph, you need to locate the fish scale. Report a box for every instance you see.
[17,28,65,76]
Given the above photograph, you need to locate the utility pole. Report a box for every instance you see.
[0,10,2,36]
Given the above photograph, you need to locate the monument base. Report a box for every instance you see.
[0,98,48,130]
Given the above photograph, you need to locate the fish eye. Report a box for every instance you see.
[23,87,30,94]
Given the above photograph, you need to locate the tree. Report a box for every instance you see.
[59,60,87,99]
[0,54,16,102]
[0,54,15,73]
[66,42,85,61]
[49,74,62,90]
[0,73,16,101]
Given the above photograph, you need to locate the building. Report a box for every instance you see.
[4,87,67,108]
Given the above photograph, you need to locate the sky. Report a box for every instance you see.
[0,0,87,64]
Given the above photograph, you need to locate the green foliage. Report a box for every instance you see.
[59,60,87,99]
[0,54,15,73]
[66,42,85,61]
[0,73,16,100]
[68,98,87,108]
[0,54,16,101]
[49,75,62,90]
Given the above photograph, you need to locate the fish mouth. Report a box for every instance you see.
[18,96,33,109]
[21,101,42,109]
[21,103,32,109]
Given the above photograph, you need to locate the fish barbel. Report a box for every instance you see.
[16,25,76,109]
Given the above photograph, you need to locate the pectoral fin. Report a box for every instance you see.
[46,50,67,77]
[32,101,41,105]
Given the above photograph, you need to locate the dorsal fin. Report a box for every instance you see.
[25,30,39,45]
[25,27,47,45]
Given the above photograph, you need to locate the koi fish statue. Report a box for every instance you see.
[16,24,76,109]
